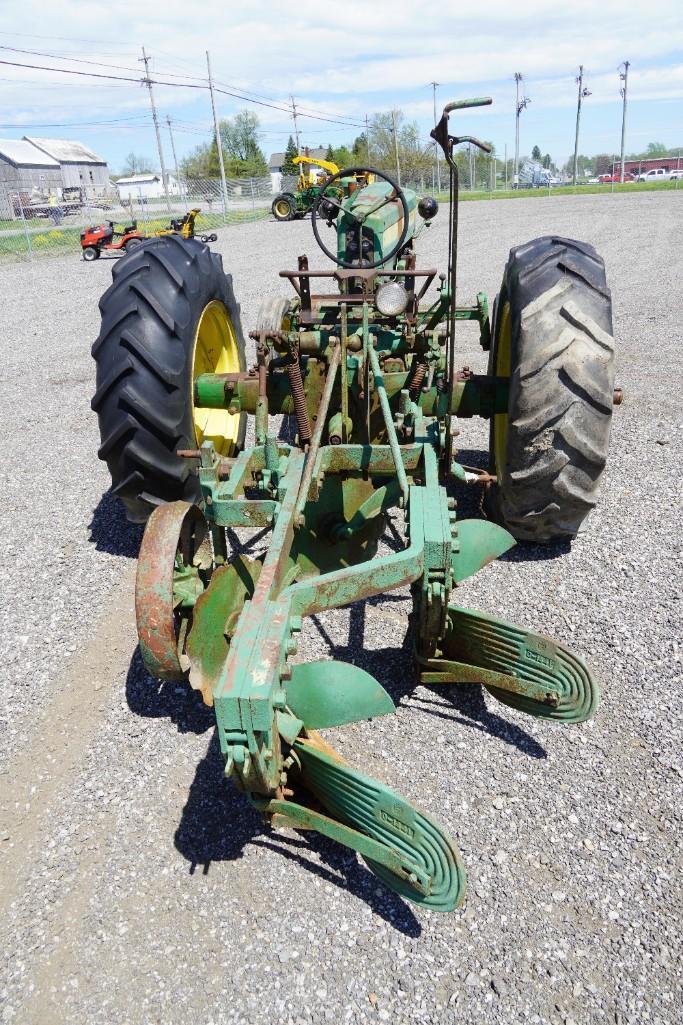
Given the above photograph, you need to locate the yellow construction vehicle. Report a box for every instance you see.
[154,209,218,243]
[272,158,374,222]
[293,155,340,189]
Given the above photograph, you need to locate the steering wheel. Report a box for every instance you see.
[310,166,410,270]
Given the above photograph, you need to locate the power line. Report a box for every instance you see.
[0,44,147,74]
[0,114,151,128]
[0,54,367,128]
[0,29,138,48]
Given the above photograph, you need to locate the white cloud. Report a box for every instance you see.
[0,0,681,164]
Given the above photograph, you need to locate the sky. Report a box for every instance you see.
[1,0,682,173]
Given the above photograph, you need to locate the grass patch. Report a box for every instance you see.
[0,207,270,262]
[434,180,683,202]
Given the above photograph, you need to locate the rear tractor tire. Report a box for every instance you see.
[271,194,297,221]
[91,235,247,523]
[486,236,616,542]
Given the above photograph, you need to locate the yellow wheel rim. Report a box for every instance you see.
[492,300,511,478]
[192,300,241,456]
[275,200,290,217]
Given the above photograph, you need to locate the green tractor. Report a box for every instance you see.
[271,155,369,221]
[92,98,619,913]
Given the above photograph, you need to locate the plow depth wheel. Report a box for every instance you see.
[91,236,246,522]
[135,501,211,681]
[487,236,616,541]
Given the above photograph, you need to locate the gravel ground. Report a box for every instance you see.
[0,191,681,1025]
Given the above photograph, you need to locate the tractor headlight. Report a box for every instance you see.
[375,281,409,317]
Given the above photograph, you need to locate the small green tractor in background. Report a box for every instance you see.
[271,155,372,221]
[92,98,619,913]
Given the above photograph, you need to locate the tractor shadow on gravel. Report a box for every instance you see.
[124,645,423,933]
[88,489,143,558]
[307,597,547,761]
[177,729,424,936]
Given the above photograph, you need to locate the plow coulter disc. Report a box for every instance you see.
[294,739,466,913]
[135,501,210,681]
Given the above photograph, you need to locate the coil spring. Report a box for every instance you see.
[408,359,428,400]
[287,353,312,445]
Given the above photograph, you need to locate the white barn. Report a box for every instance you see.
[24,137,109,194]
[115,173,179,200]
[0,139,63,217]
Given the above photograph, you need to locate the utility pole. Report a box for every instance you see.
[206,50,229,222]
[139,47,171,212]
[619,61,630,183]
[430,81,441,192]
[391,109,401,186]
[166,115,181,199]
[504,143,508,189]
[514,72,530,188]
[365,114,371,163]
[572,65,591,186]
[290,96,301,154]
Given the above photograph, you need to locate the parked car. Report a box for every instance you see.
[635,168,676,182]
[598,173,635,183]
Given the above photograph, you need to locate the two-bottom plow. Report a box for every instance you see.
[135,409,599,912]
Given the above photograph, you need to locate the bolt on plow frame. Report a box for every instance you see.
[92,98,621,913]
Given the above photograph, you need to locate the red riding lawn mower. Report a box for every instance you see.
[80,220,146,261]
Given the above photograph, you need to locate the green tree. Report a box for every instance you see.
[352,132,368,162]
[594,153,613,175]
[333,144,353,168]
[368,110,432,183]
[214,110,268,178]
[542,153,552,168]
[646,141,668,157]
[281,135,298,176]
[531,145,542,161]
[325,144,335,162]
[180,143,216,178]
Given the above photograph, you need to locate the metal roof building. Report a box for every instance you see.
[24,136,109,191]
[0,139,63,216]
[115,173,179,199]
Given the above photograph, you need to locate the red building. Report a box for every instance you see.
[614,155,682,176]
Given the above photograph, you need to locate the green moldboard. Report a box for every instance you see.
[441,604,600,723]
[287,660,395,728]
[295,739,466,912]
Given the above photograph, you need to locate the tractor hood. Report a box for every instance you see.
[337,181,417,268]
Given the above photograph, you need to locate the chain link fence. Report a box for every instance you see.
[0,175,273,264]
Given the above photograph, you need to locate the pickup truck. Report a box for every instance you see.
[635,168,678,182]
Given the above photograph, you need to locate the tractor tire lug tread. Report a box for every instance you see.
[486,235,616,542]
[92,236,246,523]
